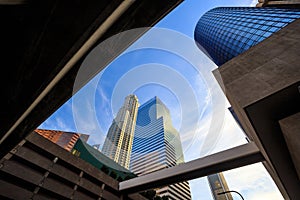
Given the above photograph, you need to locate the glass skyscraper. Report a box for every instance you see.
[130,97,191,200]
[194,7,300,66]
[102,94,139,169]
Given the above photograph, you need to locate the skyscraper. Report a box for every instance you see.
[207,173,233,200]
[102,94,139,169]
[194,7,300,66]
[130,97,191,200]
[34,129,89,152]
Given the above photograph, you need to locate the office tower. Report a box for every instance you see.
[194,6,300,199]
[207,173,233,200]
[102,95,139,169]
[34,129,89,152]
[130,97,191,200]
[194,7,300,66]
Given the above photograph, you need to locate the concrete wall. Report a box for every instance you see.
[213,19,300,200]
[0,132,146,200]
[279,112,300,179]
[256,0,300,7]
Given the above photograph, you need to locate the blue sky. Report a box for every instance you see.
[39,0,284,199]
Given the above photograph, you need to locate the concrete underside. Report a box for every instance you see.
[213,19,300,199]
[0,0,183,159]
[256,0,300,7]
[279,112,300,179]
[120,143,263,194]
[0,132,146,200]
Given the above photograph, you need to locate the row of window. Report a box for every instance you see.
[194,7,300,65]
[131,154,166,171]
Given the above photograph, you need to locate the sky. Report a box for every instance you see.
[39,0,284,199]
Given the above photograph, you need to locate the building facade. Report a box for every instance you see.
[130,97,191,200]
[194,6,300,199]
[34,129,89,152]
[72,138,136,182]
[102,95,139,169]
[194,7,300,66]
[207,173,233,200]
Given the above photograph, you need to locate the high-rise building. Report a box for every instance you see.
[207,173,233,200]
[102,94,139,169]
[130,97,191,200]
[34,129,89,152]
[194,7,300,66]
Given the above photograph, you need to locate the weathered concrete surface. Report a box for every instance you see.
[279,112,300,179]
[257,0,300,7]
[0,132,146,200]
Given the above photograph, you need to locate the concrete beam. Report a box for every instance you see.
[279,112,300,179]
[119,143,264,193]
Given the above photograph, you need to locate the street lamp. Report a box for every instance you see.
[217,190,245,200]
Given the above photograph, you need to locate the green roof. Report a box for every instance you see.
[72,139,136,181]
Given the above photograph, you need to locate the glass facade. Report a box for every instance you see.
[194,7,300,66]
[130,97,191,200]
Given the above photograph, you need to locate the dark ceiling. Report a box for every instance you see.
[0,0,183,158]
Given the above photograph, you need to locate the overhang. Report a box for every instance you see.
[0,0,183,158]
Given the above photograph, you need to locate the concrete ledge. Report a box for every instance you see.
[120,143,263,193]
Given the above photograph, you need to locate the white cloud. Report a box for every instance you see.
[71,79,102,136]
[96,86,114,128]
[210,110,247,154]
[180,108,214,162]
[189,177,214,200]
[247,191,283,200]
[73,97,99,132]
[55,117,72,131]
[223,163,284,200]
[39,116,74,133]
[38,101,75,132]
[250,0,258,6]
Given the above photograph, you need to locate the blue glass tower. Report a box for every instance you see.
[194,7,300,66]
[130,97,191,200]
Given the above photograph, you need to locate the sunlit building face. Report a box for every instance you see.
[194,7,300,66]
